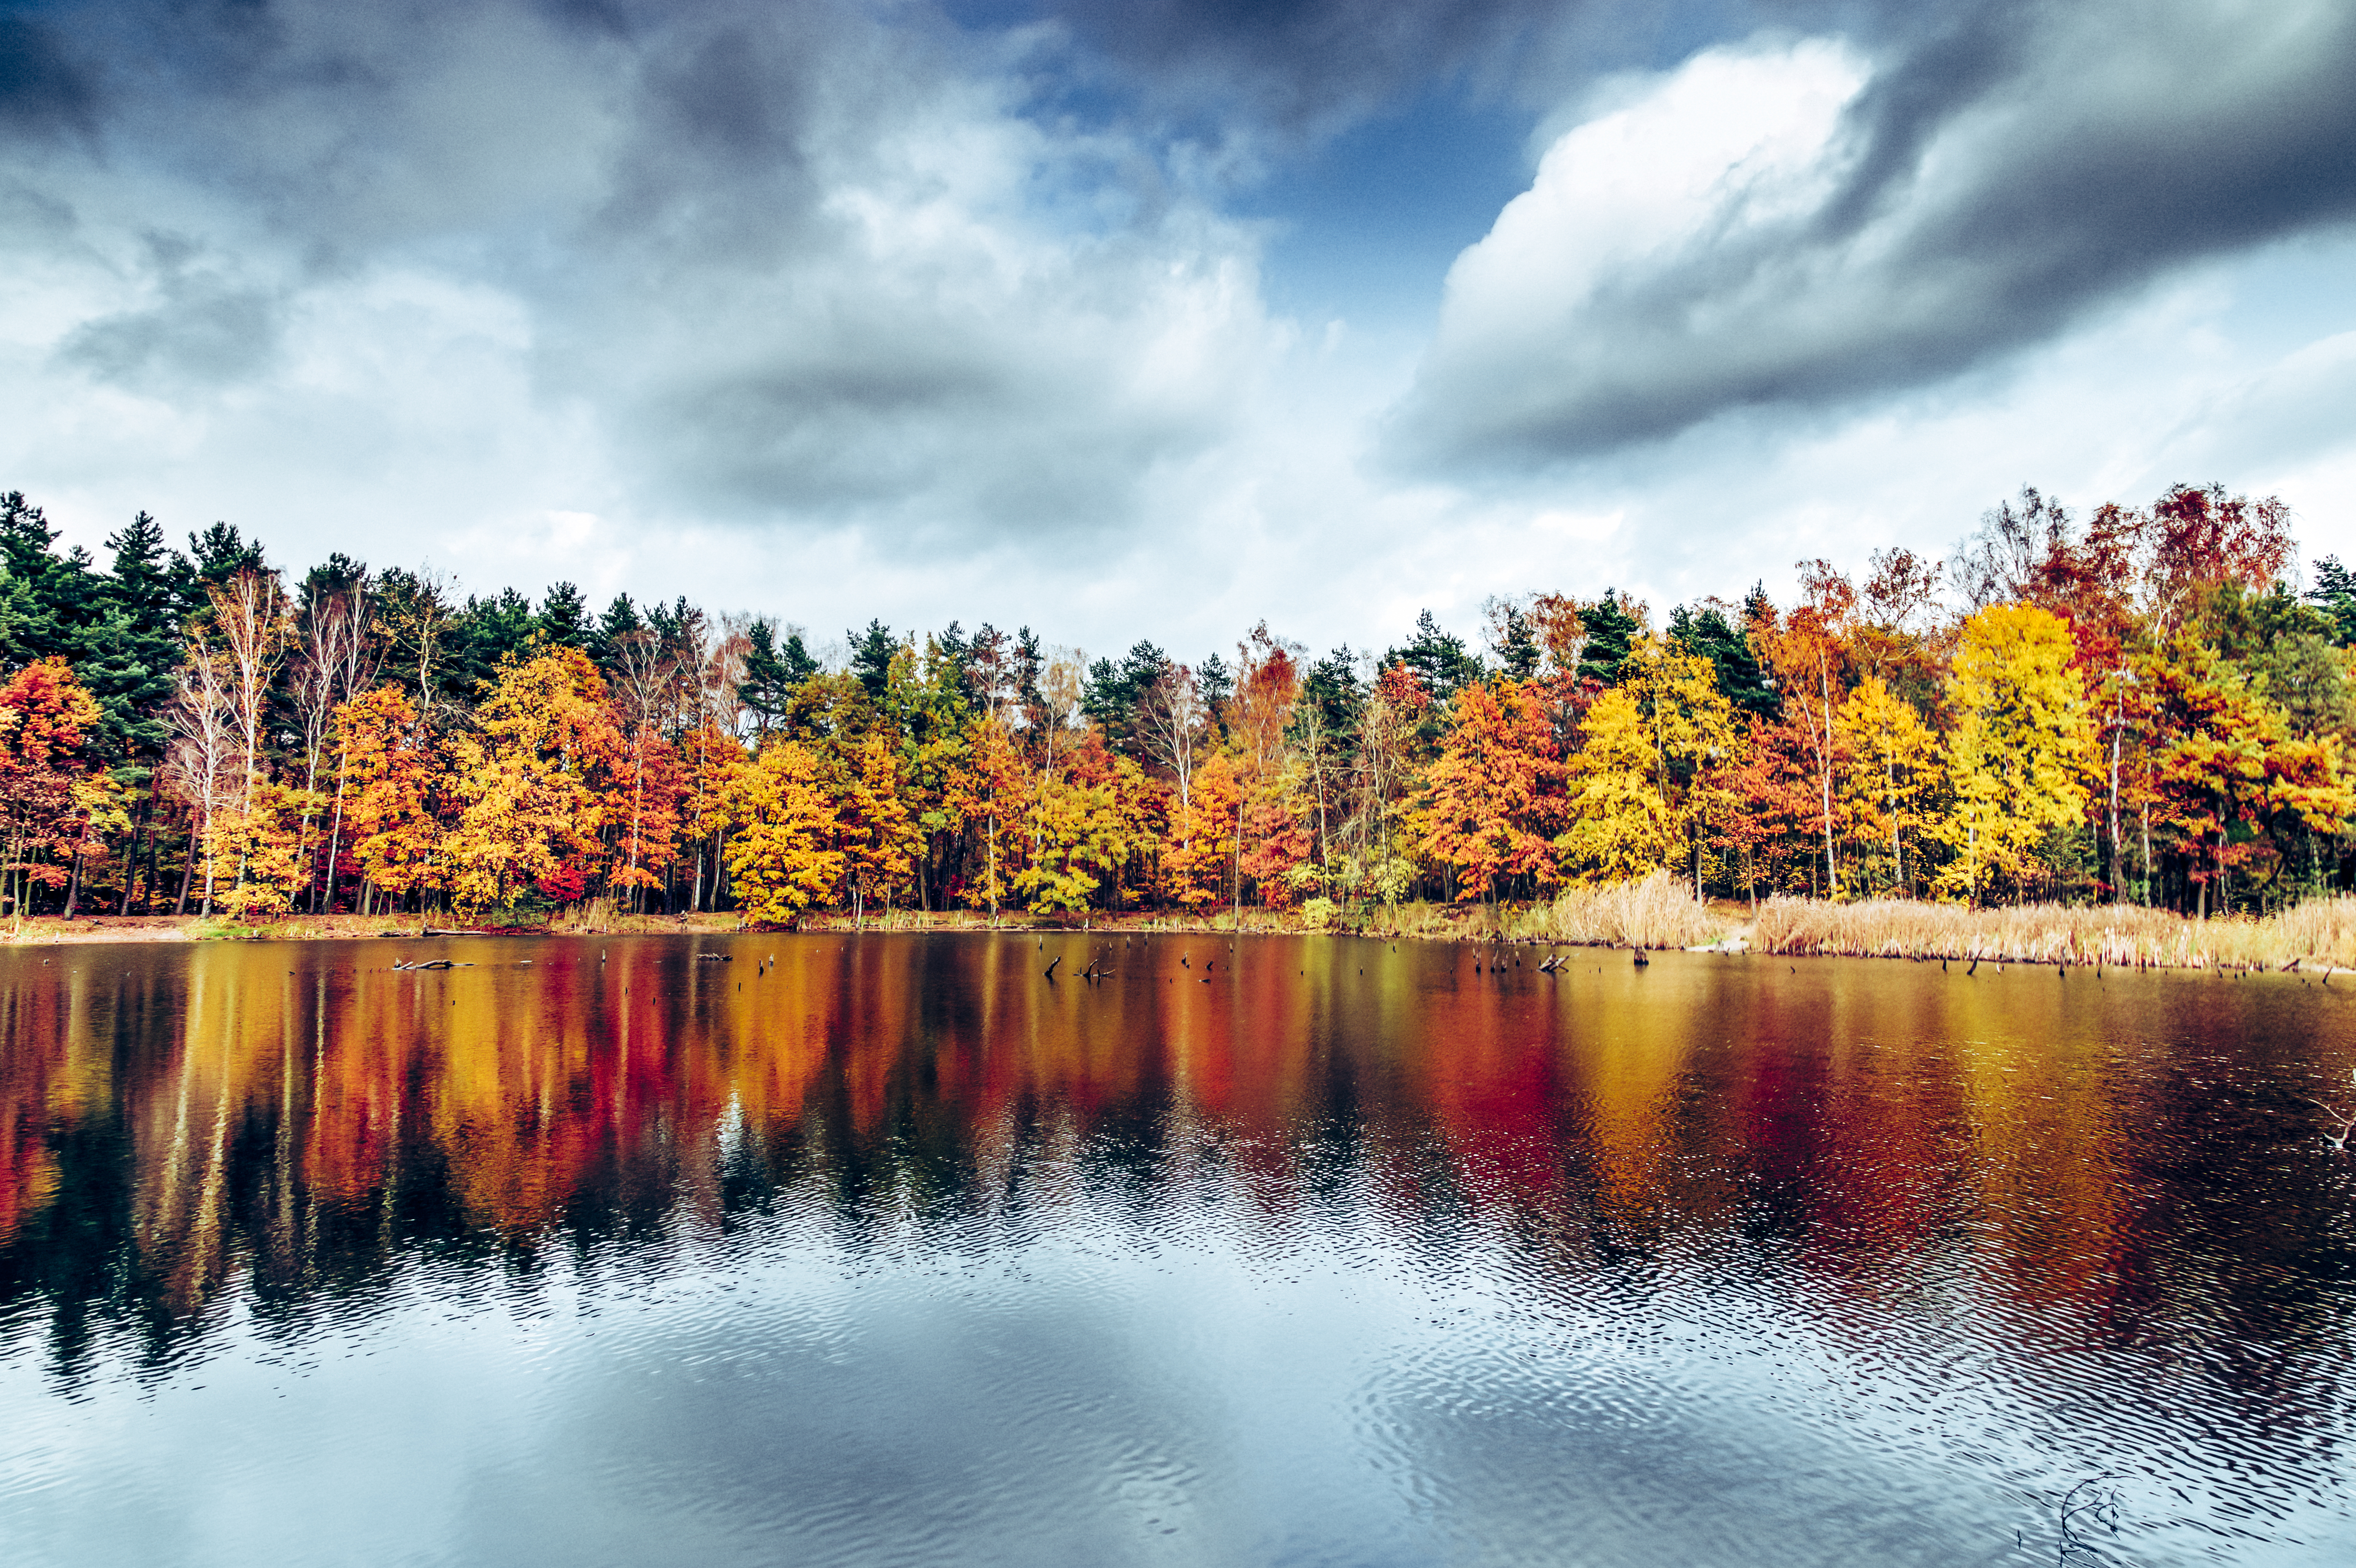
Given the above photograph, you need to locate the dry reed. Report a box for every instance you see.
[1511,873,1733,950]
[1751,894,2356,970]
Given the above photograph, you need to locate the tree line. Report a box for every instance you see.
[0,479,2348,926]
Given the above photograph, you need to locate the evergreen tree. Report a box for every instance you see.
[79,512,184,760]
[184,521,263,610]
[443,587,537,696]
[0,491,103,664]
[1196,650,1233,716]
[935,619,971,677]
[741,618,808,734]
[1082,640,1170,752]
[0,491,59,584]
[592,592,642,670]
[1385,610,1482,702]
[778,629,819,686]
[1300,646,1364,749]
[848,619,896,703]
[1013,627,1044,715]
[1574,591,1642,686]
[2308,556,2356,646]
[1669,603,1779,720]
[1495,606,1541,681]
[537,582,591,648]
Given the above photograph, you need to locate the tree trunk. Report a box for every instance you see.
[1818,652,1837,900]
[123,786,153,913]
[174,814,197,916]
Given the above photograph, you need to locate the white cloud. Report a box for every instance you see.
[0,0,1287,624]
[5,0,2356,666]
[1392,3,2356,470]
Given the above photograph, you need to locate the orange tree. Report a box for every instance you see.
[2143,636,2353,912]
[958,712,1028,918]
[0,659,111,915]
[1417,678,1562,902]
[338,685,446,914]
[1161,750,1238,912]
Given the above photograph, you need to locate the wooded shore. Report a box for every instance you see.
[12,876,2356,973]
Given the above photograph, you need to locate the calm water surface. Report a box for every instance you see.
[5,933,2356,1565]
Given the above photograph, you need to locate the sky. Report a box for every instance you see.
[3,0,2354,667]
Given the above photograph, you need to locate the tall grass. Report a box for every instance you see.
[1510,873,1733,950]
[1752,894,2356,969]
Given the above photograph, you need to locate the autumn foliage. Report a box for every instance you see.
[2,478,2351,922]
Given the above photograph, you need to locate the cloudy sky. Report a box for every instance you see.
[4,0,2353,662]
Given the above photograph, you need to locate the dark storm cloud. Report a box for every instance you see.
[1393,0,2356,471]
[0,13,98,140]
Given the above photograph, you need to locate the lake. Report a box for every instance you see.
[4,932,2354,1565]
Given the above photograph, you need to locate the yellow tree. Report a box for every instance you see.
[208,781,320,919]
[959,712,1028,918]
[206,567,294,912]
[834,732,918,923]
[1835,676,1941,897]
[444,647,617,918]
[1013,770,1134,915]
[1554,688,1674,883]
[1935,604,2097,903]
[1622,635,1738,897]
[723,739,843,924]
[1754,562,1856,896]
[677,717,748,912]
[1224,623,1302,921]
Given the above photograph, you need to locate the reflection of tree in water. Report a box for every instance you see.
[3,937,2356,1503]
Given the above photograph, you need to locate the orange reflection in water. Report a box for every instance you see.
[3,934,2350,1354]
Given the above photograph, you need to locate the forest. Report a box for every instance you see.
[0,479,2350,928]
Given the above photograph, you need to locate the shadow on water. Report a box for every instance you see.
[5,933,2356,1565]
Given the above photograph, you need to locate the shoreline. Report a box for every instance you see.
[7,890,2356,976]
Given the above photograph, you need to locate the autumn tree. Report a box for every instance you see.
[724,740,843,925]
[1162,750,1239,912]
[1935,605,2097,904]
[1554,688,1674,884]
[204,567,301,914]
[961,712,1028,918]
[337,685,443,914]
[835,732,918,923]
[1418,679,1561,902]
[1835,677,1941,897]
[1013,767,1136,915]
[1331,664,1426,906]
[162,634,235,916]
[1225,623,1303,916]
[2143,637,2353,912]
[1622,635,1738,897]
[444,647,618,917]
[1755,563,1856,897]
[0,659,111,918]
